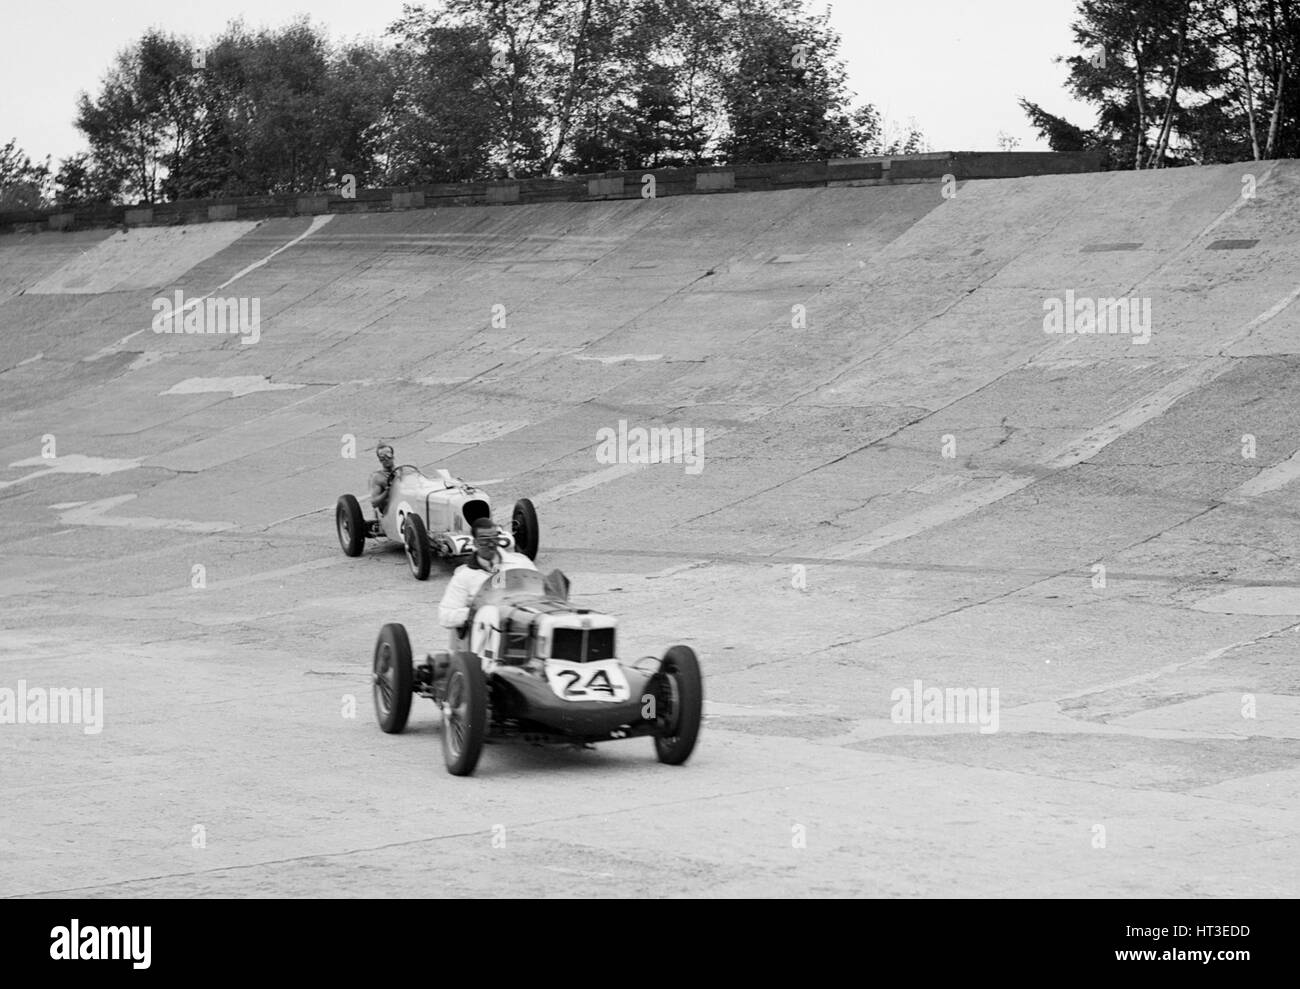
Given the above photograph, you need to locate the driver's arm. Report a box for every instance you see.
[368,470,390,504]
[438,570,473,628]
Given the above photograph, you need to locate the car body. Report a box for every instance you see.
[370,565,704,776]
[335,465,539,580]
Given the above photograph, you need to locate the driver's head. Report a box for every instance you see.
[471,517,501,560]
[376,442,394,471]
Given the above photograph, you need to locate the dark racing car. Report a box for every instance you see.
[370,566,703,776]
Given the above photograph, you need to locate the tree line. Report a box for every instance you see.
[1,0,927,209]
[1020,0,1297,168]
[10,0,1289,209]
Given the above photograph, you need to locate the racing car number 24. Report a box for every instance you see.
[544,659,631,703]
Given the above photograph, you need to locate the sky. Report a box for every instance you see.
[1,0,1096,166]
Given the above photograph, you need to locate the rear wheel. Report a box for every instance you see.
[373,624,413,733]
[652,645,703,765]
[441,652,488,776]
[512,498,539,560]
[402,513,431,580]
[336,495,365,557]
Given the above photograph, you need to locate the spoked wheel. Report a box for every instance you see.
[441,652,488,776]
[402,513,431,581]
[512,498,539,560]
[337,495,366,557]
[652,645,703,765]
[373,623,413,733]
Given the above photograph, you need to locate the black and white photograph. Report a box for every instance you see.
[0,0,1296,928]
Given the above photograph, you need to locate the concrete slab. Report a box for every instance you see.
[24,222,259,294]
[146,412,337,472]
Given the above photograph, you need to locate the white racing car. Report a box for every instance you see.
[336,465,539,580]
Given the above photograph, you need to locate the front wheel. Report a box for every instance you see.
[402,513,431,581]
[512,498,539,561]
[373,624,413,733]
[652,645,703,766]
[337,495,366,557]
[441,652,488,776]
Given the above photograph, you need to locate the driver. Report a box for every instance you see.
[437,517,536,650]
[368,442,396,517]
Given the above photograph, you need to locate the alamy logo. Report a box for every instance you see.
[1042,290,1151,345]
[50,920,150,969]
[151,290,261,344]
[0,680,103,734]
[890,679,999,734]
[595,420,704,475]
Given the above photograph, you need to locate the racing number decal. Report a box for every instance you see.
[553,669,582,695]
[554,666,615,697]
[587,668,616,695]
[544,659,630,702]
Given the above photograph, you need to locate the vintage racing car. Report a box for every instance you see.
[336,465,539,580]
[370,566,703,776]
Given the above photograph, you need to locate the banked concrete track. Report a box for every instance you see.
[2,164,1299,897]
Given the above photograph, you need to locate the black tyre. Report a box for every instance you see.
[512,498,539,560]
[441,652,488,776]
[336,494,366,557]
[373,623,413,734]
[652,645,703,765]
[402,512,432,581]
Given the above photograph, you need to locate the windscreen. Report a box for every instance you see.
[498,568,544,593]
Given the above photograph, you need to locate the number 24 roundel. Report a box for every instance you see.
[544,659,630,702]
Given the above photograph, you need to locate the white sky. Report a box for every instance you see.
[2,0,1095,165]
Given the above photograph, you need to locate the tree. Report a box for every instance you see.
[205,18,358,194]
[566,0,901,169]
[565,62,711,171]
[383,18,498,183]
[73,20,396,202]
[384,0,906,176]
[1019,98,1122,167]
[0,138,51,208]
[51,152,117,206]
[390,1,628,178]
[58,2,930,197]
[1212,0,1297,159]
[718,0,881,163]
[1022,0,1297,167]
[75,29,204,202]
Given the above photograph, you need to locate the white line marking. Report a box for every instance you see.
[213,214,334,290]
[85,215,335,362]
[832,361,1232,558]
[86,328,148,361]
[830,205,1300,562]
[1230,447,1300,500]
[573,354,663,364]
[1185,161,1280,244]
[153,558,339,595]
[54,495,234,532]
[430,421,530,444]
[705,701,798,717]
[1191,587,1300,616]
[1043,359,1230,470]
[160,376,305,398]
[0,454,142,490]
[530,464,645,506]
[1233,279,1300,341]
